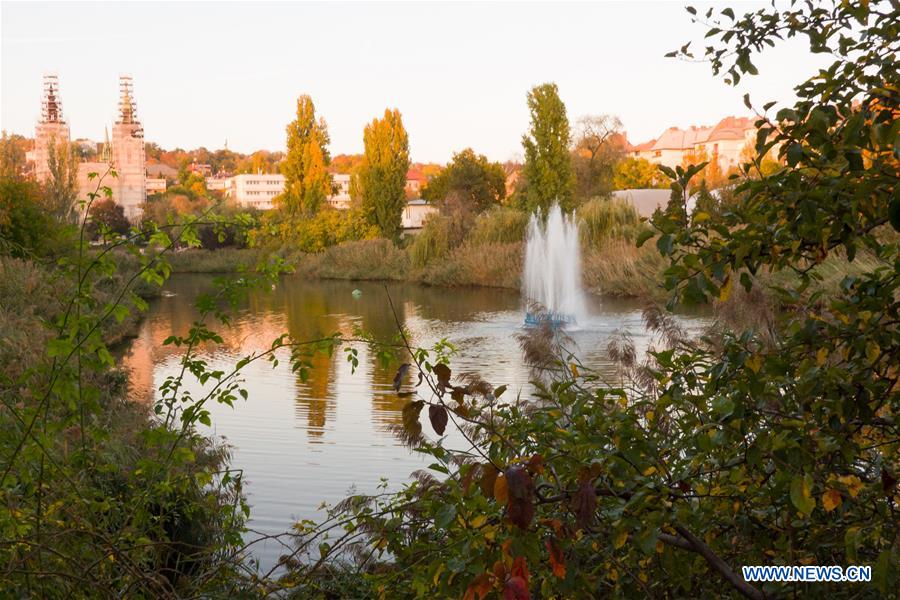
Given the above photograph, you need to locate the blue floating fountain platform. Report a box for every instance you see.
[524,311,576,328]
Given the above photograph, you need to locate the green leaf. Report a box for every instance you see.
[790,474,815,515]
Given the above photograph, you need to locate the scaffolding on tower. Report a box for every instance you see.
[117,75,144,138]
[41,74,65,124]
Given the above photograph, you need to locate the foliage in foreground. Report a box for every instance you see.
[277,2,898,598]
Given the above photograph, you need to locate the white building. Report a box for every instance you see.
[327,173,352,210]
[402,199,438,230]
[631,116,756,172]
[224,174,284,210]
[205,177,226,192]
[146,178,167,195]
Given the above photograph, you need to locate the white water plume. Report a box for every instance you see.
[523,203,587,325]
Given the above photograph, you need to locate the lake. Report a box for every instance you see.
[121,275,706,570]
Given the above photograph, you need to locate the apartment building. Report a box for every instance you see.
[631,116,756,172]
[224,174,285,210]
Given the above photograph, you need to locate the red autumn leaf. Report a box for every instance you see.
[571,477,596,530]
[504,556,531,599]
[428,404,448,435]
[503,577,530,600]
[505,466,534,529]
[464,573,494,600]
[545,539,567,579]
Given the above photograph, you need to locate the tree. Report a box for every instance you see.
[358,108,410,241]
[0,131,28,179]
[612,156,667,189]
[45,138,79,223]
[422,148,506,213]
[87,198,131,240]
[0,178,51,257]
[521,83,576,212]
[280,95,332,216]
[572,114,627,200]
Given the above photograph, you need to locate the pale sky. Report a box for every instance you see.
[1,1,824,163]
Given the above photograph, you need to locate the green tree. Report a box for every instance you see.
[0,178,51,257]
[358,108,410,241]
[422,148,506,213]
[45,138,79,223]
[280,95,332,216]
[521,83,576,212]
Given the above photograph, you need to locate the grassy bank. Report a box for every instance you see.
[167,200,667,299]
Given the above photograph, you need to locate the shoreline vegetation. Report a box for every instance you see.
[165,199,671,303]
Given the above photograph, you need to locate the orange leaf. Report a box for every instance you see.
[503,576,530,600]
[480,465,498,499]
[822,489,842,512]
[526,454,545,475]
[494,472,509,504]
[545,539,567,579]
[510,556,530,585]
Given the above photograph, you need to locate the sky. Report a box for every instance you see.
[1,1,826,163]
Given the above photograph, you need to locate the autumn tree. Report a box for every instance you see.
[422,148,506,214]
[572,114,627,200]
[521,83,576,212]
[280,95,333,216]
[358,108,410,241]
[87,198,131,240]
[45,138,79,223]
[612,156,667,189]
[0,131,29,178]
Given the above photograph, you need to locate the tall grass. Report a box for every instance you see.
[408,213,469,268]
[295,238,410,281]
[578,197,645,248]
[418,241,523,289]
[164,247,266,273]
[468,207,530,245]
[581,239,667,300]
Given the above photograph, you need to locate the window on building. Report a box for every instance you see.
[654,151,661,158]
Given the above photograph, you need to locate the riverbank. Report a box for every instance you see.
[165,237,669,302]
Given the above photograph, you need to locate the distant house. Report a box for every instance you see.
[146,178,167,195]
[631,116,756,172]
[405,168,426,196]
[189,162,212,177]
[224,174,284,210]
[146,163,178,180]
[402,199,438,230]
[205,177,226,192]
[328,173,352,210]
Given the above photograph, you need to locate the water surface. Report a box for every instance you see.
[122,275,705,569]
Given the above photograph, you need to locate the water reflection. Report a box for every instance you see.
[121,275,705,570]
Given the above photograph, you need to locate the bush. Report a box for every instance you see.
[581,239,667,300]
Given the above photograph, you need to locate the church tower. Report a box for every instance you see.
[33,74,71,182]
[110,75,146,221]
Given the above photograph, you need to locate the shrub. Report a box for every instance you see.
[418,241,523,289]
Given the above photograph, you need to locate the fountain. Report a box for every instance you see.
[523,203,587,327]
